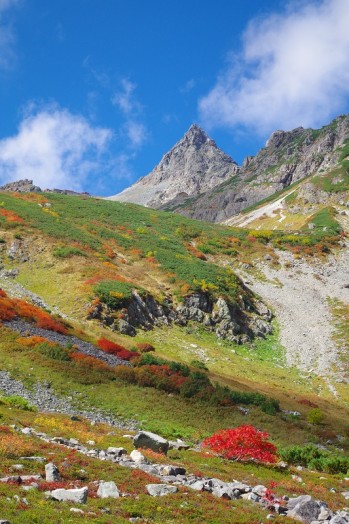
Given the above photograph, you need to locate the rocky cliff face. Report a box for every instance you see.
[170,115,349,222]
[107,124,239,208]
[87,289,272,344]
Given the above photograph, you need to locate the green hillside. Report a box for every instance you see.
[0,191,348,523]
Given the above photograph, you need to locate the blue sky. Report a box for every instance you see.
[0,0,349,195]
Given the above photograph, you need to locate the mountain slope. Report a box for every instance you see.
[162,114,349,222]
[108,124,239,207]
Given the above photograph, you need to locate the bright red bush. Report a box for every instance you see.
[97,337,127,354]
[203,425,278,463]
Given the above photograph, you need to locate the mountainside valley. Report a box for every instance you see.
[0,113,348,523]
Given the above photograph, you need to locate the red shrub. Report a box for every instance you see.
[203,425,278,463]
[97,337,127,354]
[116,349,139,361]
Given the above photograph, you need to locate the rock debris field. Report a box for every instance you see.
[242,246,349,383]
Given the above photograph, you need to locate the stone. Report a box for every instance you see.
[97,481,119,499]
[287,495,321,522]
[0,477,21,483]
[133,431,169,454]
[159,465,186,476]
[107,447,127,457]
[70,508,84,514]
[45,463,61,482]
[146,484,178,497]
[129,450,146,463]
[47,487,88,504]
[342,492,349,500]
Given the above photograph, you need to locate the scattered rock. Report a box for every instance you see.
[97,481,119,499]
[45,463,61,482]
[146,484,178,497]
[133,431,169,454]
[47,487,88,504]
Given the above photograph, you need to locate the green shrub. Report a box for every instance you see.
[280,444,349,474]
[37,342,71,361]
[94,280,144,309]
[307,408,325,425]
[1,395,36,411]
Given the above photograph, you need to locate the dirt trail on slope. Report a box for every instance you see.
[240,246,349,384]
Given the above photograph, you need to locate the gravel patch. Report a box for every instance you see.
[241,246,349,383]
[5,319,130,368]
[0,370,138,430]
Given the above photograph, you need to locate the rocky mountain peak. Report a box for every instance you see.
[182,123,212,146]
[108,124,239,208]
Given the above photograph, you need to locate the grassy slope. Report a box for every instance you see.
[0,191,348,521]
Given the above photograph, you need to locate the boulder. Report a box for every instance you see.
[45,463,61,482]
[47,487,88,504]
[130,450,146,463]
[287,495,322,522]
[133,431,169,454]
[97,481,119,499]
[146,484,178,497]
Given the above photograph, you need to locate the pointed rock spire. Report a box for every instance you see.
[108,125,238,208]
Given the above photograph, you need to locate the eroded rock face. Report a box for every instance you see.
[88,290,272,342]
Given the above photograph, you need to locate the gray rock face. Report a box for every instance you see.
[97,481,119,499]
[287,495,322,522]
[47,487,88,504]
[133,431,169,454]
[45,463,61,482]
[89,288,272,343]
[146,484,178,497]
[0,179,41,193]
[108,124,239,208]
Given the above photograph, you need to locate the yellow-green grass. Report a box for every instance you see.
[1,325,349,451]
[0,406,347,523]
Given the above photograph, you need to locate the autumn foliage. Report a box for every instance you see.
[203,425,278,463]
[0,289,67,334]
[97,337,139,361]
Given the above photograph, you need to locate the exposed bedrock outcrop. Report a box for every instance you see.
[87,290,273,342]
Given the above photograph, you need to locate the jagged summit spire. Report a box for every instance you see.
[108,124,238,208]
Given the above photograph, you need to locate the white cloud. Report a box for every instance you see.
[180,79,196,94]
[199,0,349,134]
[0,107,112,190]
[112,79,140,115]
[112,78,148,151]
[124,121,147,150]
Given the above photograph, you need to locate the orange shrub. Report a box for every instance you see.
[16,336,50,347]
[0,290,68,333]
[0,208,25,223]
[70,352,111,371]
[0,434,37,458]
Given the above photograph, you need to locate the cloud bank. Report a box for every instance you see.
[0,107,112,190]
[199,0,349,134]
